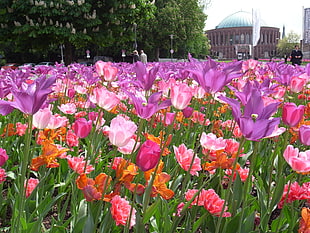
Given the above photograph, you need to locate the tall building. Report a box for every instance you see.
[303,7,310,59]
[206,11,280,60]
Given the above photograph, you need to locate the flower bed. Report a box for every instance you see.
[0,57,309,232]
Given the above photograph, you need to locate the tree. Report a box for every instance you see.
[0,0,155,64]
[137,0,209,61]
[277,31,301,58]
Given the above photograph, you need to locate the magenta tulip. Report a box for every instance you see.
[282,102,305,127]
[136,140,161,171]
[182,107,194,118]
[72,118,92,138]
[0,148,8,166]
[299,125,310,146]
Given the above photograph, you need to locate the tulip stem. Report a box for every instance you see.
[12,114,33,233]
[215,136,246,233]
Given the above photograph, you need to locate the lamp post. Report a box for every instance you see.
[133,23,137,50]
[169,34,174,61]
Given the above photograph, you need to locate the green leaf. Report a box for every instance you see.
[192,212,208,232]
[225,214,241,233]
[270,176,285,209]
[143,198,161,223]
[83,214,95,233]
[72,216,87,233]
[241,211,255,233]
[231,173,243,215]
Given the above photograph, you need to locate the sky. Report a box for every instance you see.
[204,0,309,37]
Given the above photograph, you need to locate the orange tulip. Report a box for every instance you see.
[76,173,111,202]
[31,140,68,171]
[299,207,310,233]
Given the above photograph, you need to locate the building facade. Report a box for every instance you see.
[206,11,280,60]
[303,7,310,59]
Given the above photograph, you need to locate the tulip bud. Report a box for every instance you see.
[136,140,161,171]
[0,148,8,166]
[182,106,193,118]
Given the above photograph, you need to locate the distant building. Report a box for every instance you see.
[302,7,310,59]
[206,11,280,60]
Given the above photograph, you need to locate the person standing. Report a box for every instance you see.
[140,50,147,64]
[132,50,140,63]
[290,45,303,66]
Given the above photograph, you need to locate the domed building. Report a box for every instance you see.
[206,11,280,60]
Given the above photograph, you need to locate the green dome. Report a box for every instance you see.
[216,11,266,29]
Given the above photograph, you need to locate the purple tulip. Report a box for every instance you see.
[0,75,56,115]
[127,91,171,119]
[219,87,280,141]
[186,58,242,94]
[134,61,159,91]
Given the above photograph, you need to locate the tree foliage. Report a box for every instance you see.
[0,0,155,63]
[277,31,301,57]
[138,0,209,61]
[0,0,208,63]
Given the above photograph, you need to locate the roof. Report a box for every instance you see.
[216,11,267,29]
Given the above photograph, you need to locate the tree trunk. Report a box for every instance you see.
[155,47,160,62]
[64,42,73,65]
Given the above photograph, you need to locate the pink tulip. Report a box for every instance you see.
[170,83,193,110]
[118,138,140,154]
[282,102,305,127]
[161,112,175,125]
[200,132,226,151]
[242,59,258,71]
[283,145,310,173]
[33,108,52,129]
[72,118,92,138]
[58,103,77,114]
[90,87,120,111]
[95,60,105,76]
[0,168,6,184]
[0,148,8,166]
[108,115,137,147]
[299,125,310,146]
[110,195,136,228]
[173,144,201,176]
[47,114,68,129]
[290,76,307,93]
[95,61,118,82]
[25,178,39,198]
[67,89,76,98]
[136,140,161,171]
